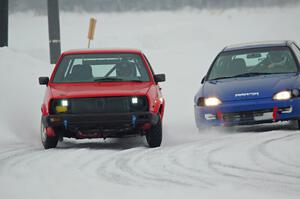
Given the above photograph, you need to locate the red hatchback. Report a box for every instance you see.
[39,49,165,149]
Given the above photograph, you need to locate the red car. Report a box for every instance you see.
[39,49,165,149]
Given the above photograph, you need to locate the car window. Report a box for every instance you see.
[52,53,150,83]
[207,47,298,80]
[291,43,300,65]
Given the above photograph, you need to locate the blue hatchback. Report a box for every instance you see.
[194,40,300,128]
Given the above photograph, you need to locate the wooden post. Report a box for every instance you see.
[87,18,97,48]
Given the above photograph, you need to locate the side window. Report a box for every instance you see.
[291,43,300,64]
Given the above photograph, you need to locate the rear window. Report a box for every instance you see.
[52,53,150,83]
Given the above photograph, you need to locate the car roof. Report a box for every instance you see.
[62,48,143,55]
[222,40,295,52]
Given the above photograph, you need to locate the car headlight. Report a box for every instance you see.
[204,97,222,107]
[131,97,138,104]
[54,99,69,113]
[130,96,149,112]
[273,91,292,101]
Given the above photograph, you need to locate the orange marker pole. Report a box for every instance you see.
[87,18,97,48]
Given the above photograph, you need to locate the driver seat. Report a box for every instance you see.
[69,64,93,82]
[231,58,246,75]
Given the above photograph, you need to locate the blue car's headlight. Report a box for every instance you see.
[205,97,222,106]
[197,97,222,107]
[273,91,292,101]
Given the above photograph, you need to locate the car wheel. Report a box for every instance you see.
[297,120,300,130]
[196,124,210,132]
[40,119,58,149]
[146,116,162,148]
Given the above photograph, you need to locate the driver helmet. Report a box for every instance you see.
[267,50,287,64]
[116,61,136,78]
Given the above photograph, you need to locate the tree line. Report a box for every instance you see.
[9,0,300,13]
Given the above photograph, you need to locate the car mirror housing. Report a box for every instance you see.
[39,77,49,85]
[154,74,166,83]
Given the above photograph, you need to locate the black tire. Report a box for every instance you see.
[287,120,298,130]
[40,119,58,149]
[297,120,300,130]
[146,116,162,148]
[196,124,211,132]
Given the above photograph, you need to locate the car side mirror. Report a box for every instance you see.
[201,76,206,84]
[154,74,166,83]
[39,77,49,85]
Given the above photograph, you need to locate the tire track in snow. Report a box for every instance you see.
[257,133,300,169]
[0,131,299,195]
[0,144,39,172]
[206,132,300,193]
[96,147,195,187]
[95,136,242,188]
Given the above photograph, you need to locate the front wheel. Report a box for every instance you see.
[288,120,300,130]
[40,119,58,149]
[146,117,162,148]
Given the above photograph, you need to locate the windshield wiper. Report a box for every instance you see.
[209,76,234,81]
[94,77,124,82]
[94,77,145,82]
[128,79,144,82]
[230,72,272,78]
[209,72,272,81]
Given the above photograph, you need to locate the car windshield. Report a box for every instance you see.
[207,47,298,81]
[52,53,150,83]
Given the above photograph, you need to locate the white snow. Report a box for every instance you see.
[1,6,300,199]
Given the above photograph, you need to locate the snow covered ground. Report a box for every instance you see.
[1,6,300,199]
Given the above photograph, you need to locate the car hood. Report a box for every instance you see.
[50,82,152,98]
[201,74,299,102]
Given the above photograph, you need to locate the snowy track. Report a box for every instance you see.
[0,129,299,198]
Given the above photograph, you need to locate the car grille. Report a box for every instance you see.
[51,96,148,114]
[222,109,274,123]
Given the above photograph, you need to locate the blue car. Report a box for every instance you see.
[194,40,300,128]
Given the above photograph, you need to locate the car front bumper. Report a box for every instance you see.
[194,97,300,127]
[42,112,159,138]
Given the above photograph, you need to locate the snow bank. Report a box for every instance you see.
[0,48,51,145]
